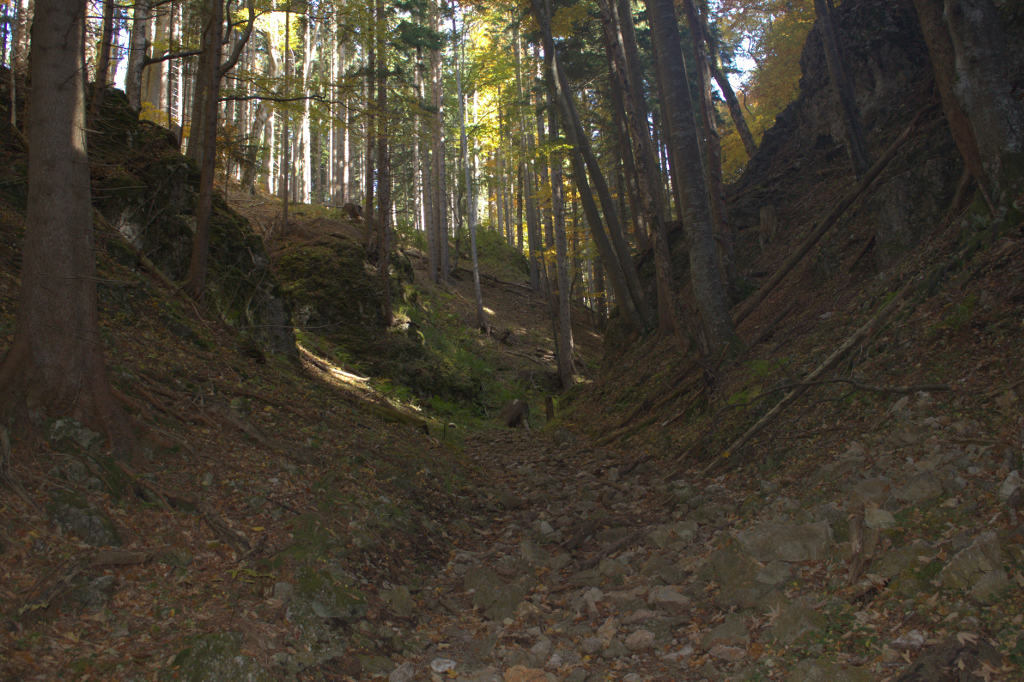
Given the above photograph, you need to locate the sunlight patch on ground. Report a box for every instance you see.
[296,342,370,387]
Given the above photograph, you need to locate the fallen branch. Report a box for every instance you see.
[703,279,918,476]
[90,549,158,567]
[200,500,252,554]
[732,101,939,328]
[1,427,40,513]
[846,504,867,586]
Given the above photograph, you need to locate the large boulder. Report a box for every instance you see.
[89,90,296,357]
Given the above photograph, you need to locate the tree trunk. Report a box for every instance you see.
[183,0,253,296]
[912,0,989,203]
[942,0,1024,201]
[145,4,172,111]
[280,7,291,233]
[125,0,150,111]
[88,0,116,125]
[550,102,574,390]
[376,25,392,327]
[300,13,313,205]
[698,0,757,159]
[681,0,739,300]
[645,0,737,351]
[183,0,224,300]
[602,0,685,344]
[0,0,136,456]
[363,1,377,250]
[430,6,449,282]
[813,0,871,176]
[529,0,651,331]
[455,9,486,331]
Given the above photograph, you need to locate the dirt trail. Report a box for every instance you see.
[367,396,1019,682]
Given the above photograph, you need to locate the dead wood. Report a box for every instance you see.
[846,503,867,586]
[1,427,40,512]
[110,386,155,421]
[199,499,252,553]
[90,549,158,567]
[703,279,918,476]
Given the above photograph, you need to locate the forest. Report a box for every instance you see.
[1,0,1023,679]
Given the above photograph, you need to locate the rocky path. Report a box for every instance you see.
[367,394,1021,682]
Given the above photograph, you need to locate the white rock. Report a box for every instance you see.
[596,616,619,644]
[892,630,926,650]
[624,629,655,651]
[999,471,1020,501]
[865,507,896,530]
[389,662,416,682]
[430,658,456,673]
[709,644,746,662]
[648,585,690,613]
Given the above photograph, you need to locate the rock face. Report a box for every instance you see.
[728,0,973,269]
[47,490,121,547]
[89,90,296,357]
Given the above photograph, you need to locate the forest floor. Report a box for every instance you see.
[1,181,1023,682]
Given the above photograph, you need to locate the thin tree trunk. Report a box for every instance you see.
[942,0,1024,200]
[530,0,651,331]
[125,0,150,111]
[184,0,224,300]
[813,0,871,176]
[698,0,757,159]
[376,17,392,327]
[280,6,291,233]
[301,12,313,204]
[602,0,685,344]
[88,0,116,124]
[550,100,574,389]
[454,9,486,330]
[430,4,448,282]
[681,0,738,299]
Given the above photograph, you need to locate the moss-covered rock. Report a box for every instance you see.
[159,632,272,682]
[276,238,385,347]
[46,490,121,547]
[88,89,295,357]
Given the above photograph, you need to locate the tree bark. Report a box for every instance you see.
[183,0,254,297]
[376,20,392,328]
[88,0,116,125]
[645,0,737,351]
[681,0,738,300]
[280,6,292,232]
[601,0,686,345]
[813,0,871,177]
[550,101,575,390]
[455,9,486,331]
[0,0,136,456]
[183,0,224,300]
[125,0,151,111]
[942,0,1024,201]
[429,0,448,282]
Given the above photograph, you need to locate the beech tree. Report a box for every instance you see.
[645,0,737,351]
[0,0,137,456]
